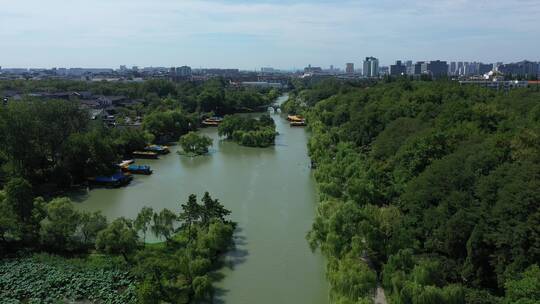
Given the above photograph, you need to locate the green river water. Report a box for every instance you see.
[72,95,329,304]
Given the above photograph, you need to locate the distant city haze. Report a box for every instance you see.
[1,0,539,69]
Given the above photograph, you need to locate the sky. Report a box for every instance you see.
[0,0,539,70]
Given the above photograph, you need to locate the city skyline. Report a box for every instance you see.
[1,0,540,69]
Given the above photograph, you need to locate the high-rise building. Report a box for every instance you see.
[170,66,192,81]
[390,60,407,76]
[363,57,379,77]
[420,62,429,74]
[177,66,192,78]
[426,60,449,77]
[498,61,539,78]
[304,64,323,74]
[478,63,493,75]
[457,62,464,76]
[450,62,457,76]
[413,62,424,75]
[404,60,413,75]
[346,63,355,74]
[463,62,471,76]
[465,62,478,76]
[415,60,448,77]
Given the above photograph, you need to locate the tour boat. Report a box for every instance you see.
[133,151,159,159]
[287,115,304,122]
[88,172,133,187]
[290,120,306,127]
[202,117,223,127]
[144,145,170,154]
[124,164,153,175]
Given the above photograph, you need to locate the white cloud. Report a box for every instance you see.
[0,0,538,68]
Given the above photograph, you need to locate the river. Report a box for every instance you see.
[72,94,329,304]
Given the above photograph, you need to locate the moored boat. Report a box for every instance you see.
[290,120,306,127]
[144,145,170,154]
[287,115,304,122]
[133,151,159,159]
[88,172,133,188]
[124,164,153,175]
[118,159,135,168]
[202,116,223,127]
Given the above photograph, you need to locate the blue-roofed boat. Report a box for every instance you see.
[124,164,153,175]
[88,172,133,187]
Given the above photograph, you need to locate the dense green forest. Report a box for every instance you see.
[297,79,540,303]
[0,78,279,114]
[218,114,277,147]
[0,99,156,190]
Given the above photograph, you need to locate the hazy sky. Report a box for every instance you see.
[1,0,539,69]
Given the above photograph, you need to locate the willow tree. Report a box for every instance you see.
[178,132,213,156]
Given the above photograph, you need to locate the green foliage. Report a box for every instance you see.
[150,209,177,242]
[179,132,213,156]
[503,265,540,304]
[4,178,34,223]
[63,128,119,180]
[40,198,81,251]
[142,109,195,141]
[96,217,139,261]
[1,178,45,244]
[0,254,136,304]
[327,256,377,301]
[218,114,277,147]
[0,99,88,183]
[134,206,153,243]
[132,193,235,303]
[304,81,540,303]
[201,191,231,226]
[0,79,275,190]
[0,190,19,242]
[80,211,108,246]
[192,275,212,300]
[112,128,155,157]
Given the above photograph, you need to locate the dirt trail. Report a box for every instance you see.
[374,286,388,304]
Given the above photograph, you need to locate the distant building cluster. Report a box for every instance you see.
[448,62,494,76]
[0,65,295,86]
[169,66,192,81]
[497,61,539,79]
[1,58,539,85]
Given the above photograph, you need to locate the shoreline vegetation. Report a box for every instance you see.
[0,190,235,303]
[0,78,279,303]
[178,132,213,156]
[290,77,540,304]
[217,114,278,148]
[0,78,279,194]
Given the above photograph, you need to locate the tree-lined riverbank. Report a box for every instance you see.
[72,95,329,304]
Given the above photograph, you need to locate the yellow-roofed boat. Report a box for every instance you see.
[287,115,304,122]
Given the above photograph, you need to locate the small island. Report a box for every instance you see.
[178,132,213,156]
[218,114,277,147]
